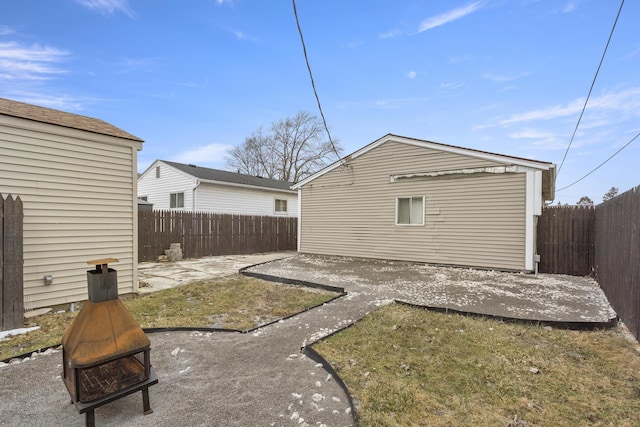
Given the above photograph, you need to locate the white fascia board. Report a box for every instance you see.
[198,178,297,194]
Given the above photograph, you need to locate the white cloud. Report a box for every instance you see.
[561,1,579,13]
[508,129,564,149]
[75,0,134,18]
[338,97,427,110]
[499,87,640,126]
[378,29,402,39]
[112,57,161,74]
[4,91,95,112]
[173,143,235,166]
[0,26,15,36]
[221,27,259,42]
[407,71,417,79]
[0,42,69,80]
[483,71,530,83]
[509,129,555,139]
[418,2,483,32]
[233,30,258,42]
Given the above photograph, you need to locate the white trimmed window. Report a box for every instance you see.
[275,198,288,214]
[170,192,184,208]
[396,196,424,225]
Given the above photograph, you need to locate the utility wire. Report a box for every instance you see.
[292,0,341,160]
[556,129,640,192]
[556,0,625,177]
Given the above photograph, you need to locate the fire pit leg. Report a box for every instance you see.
[85,409,95,427]
[142,387,153,415]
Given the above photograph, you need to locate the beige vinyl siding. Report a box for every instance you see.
[299,141,527,270]
[1,117,140,308]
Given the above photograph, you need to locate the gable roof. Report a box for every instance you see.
[293,133,556,188]
[0,97,143,142]
[160,160,295,192]
[293,134,556,200]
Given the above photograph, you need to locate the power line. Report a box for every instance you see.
[556,0,625,177]
[556,129,640,192]
[291,0,341,160]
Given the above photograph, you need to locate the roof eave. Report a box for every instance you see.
[198,178,296,194]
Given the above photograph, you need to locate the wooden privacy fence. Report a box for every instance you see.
[1,195,24,331]
[536,205,595,276]
[138,210,297,262]
[594,186,640,342]
[537,185,640,341]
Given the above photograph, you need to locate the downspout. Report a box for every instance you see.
[297,188,302,252]
[193,179,200,211]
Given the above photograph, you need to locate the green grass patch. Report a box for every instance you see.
[314,303,640,427]
[1,274,336,361]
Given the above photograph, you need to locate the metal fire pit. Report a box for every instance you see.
[61,258,158,427]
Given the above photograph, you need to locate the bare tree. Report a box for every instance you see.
[226,111,341,182]
[576,196,594,206]
[602,186,618,202]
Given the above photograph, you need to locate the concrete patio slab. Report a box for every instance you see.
[244,254,617,324]
[137,251,297,292]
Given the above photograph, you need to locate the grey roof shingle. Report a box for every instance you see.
[0,97,143,142]
[162,160,294,191]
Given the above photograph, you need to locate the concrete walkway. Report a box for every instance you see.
[0,253,617,427]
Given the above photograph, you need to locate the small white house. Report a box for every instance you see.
[138,160,298,217]
[0,97,143,309]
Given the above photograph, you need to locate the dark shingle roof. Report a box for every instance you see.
[0,97,143,142]
[162,160,294,191]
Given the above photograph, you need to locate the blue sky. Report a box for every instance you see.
[2,0,638,204]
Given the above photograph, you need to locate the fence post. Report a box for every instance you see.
[1,195,24,331]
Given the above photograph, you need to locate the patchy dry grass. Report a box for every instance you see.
[0,274,336,361]
[314,303,640,427]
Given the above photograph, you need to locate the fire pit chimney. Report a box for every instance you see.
[62,258,158,427]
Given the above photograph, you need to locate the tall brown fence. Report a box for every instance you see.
[1,195,24,331]
[138,210,297,262]
[594,186,640,342]
[537,185,640,341]
[537,205,595,276]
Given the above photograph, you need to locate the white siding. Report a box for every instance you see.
[299,140,529,270]
[137,161,298,217]
[137,162,196,210]
[0,116,141,308]
[195,182,298,217]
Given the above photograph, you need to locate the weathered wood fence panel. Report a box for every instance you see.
[138,210,297,262]
[537,185,640,341]
[594,185,640,342]
[1,195,24,331]
[537,205,595,276]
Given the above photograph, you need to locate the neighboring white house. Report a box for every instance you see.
[293,134,556,272]
[0,97,144,309]
[138,160,298,217]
